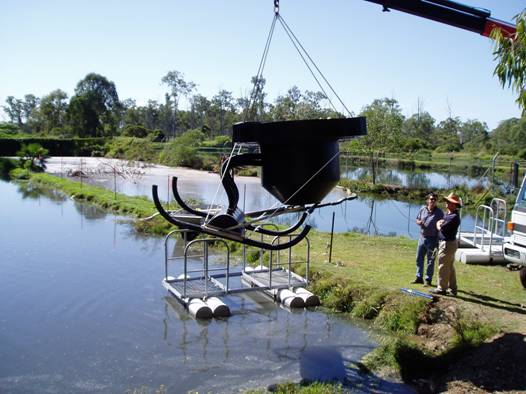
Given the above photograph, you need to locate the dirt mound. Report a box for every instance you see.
[416,298,459,354]
[436,332,526,393]
[412,299,526,393]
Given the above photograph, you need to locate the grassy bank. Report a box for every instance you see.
[11,171,526,392]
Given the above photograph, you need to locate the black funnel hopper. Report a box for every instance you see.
[233,117,366,205]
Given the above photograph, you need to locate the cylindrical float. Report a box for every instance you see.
[188,298,213,319]
[278,289,305,308]
[294,287,320,307]
[206,297,231,317]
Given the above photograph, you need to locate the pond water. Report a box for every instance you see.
[342,166,489,189]
[0,180,413,393]
[45,157,476,239]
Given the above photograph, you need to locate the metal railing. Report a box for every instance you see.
[472,198,507,257]
[164,229,230,298]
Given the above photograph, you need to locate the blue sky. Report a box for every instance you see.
[1,0,524,129]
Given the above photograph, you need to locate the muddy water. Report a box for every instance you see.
[0,180,413,393]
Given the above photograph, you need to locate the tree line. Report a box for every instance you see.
[2,70,526,158]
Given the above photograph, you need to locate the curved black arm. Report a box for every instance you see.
[171,176,208,218]
[152,184,311,251]
[247,211,309,236]
[221,153,262,215]
[244,193,357,219]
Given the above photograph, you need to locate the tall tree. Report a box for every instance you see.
[36,89,68,133]
[67,73,121,136]
[358,98,404,152]
[402,111,436,150]
[161,70,195,138]
[3,96,23,127]
[435,117,462,152]
[212,90,235,135]
[190,94,211,132]
[491,10,526,111]
[459,119,488,151]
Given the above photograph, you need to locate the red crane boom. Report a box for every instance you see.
[364,0,516,37]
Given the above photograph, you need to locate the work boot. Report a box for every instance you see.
[447,288,457,297]
[411,277,424,284]
[430,288,446,295]
[425,280,432,286]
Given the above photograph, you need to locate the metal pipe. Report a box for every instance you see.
[329,211,335,263]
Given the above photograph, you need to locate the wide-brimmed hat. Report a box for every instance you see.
[443,193,462,207]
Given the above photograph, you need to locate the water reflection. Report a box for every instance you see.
[342,166,488,189]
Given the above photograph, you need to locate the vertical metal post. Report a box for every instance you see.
[491,153,499,190]
[204,241,208,296]
[242,184,247,270]
[164,236,169,280]
[226,246,230,293]
[345,150,349,179]
[114,167,117,200]
[288,235,292,286]
[269,250,273,289]
[512,161,519,189]
[329,211,335,263]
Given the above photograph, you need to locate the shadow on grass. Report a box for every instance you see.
[455,289,526,315]
[394,333,526,393]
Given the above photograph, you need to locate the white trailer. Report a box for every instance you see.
[503,175,526,288]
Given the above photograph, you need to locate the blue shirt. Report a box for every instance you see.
[439,210,461,241]
[417,206,444,238]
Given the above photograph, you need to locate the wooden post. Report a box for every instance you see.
[329,211,335,263]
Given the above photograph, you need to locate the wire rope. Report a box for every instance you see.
[277,15,353,117]
[243,14,278,121]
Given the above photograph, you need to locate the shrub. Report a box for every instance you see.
[374,295,427,334]
[159,129,206,168]
[9,168,31,179]
[105,137,156,161]
[16,143,49,172]
[0,122,19,134]
[202,135,231,148]
[121,124,150,138]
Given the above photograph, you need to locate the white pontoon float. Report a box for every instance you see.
[456,198,508,264]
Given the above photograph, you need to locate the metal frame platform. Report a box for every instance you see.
[162,228,313,315]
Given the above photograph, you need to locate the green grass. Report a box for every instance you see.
[304,231,525,309]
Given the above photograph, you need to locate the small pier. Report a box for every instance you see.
[162,229,320,319]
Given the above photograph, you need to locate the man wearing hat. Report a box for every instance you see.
[431,193,462,296]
